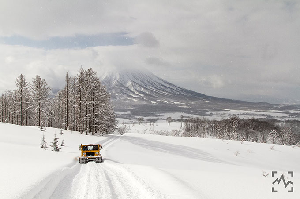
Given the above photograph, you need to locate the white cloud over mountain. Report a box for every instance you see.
[0,0,299,103]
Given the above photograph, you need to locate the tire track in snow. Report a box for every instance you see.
[54,136,123,199]
[20,162,80,199]
[101,161,166,199]
[97,135,120,148]
[70,161,166,199]
[121,136,228,164]
[21,135,166,199]
[69,163,111,199]
[19,136,119,199]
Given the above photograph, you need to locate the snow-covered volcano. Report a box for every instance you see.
[101,68,206,103]
[100,68,273,117]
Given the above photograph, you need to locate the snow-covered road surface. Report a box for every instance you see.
[70,161,164,199]
[22,162,165,199]
[21,136,203,199]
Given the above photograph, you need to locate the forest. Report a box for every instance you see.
[0,68,116,135]
[183,116,300,146]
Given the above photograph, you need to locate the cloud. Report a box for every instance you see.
[5,56,14,64]
[0,33,134,49]
[200,75,225,89]
[135,32,159,48]
[0,0,133,39]
[0,44,93,93]
[0,0,299,103]
[145,57,170,66]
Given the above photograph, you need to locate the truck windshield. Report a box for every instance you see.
[82,145,98,151]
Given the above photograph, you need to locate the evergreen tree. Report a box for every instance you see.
[50,134,61,152]
[40,134,48,149]
[61,139,65,146]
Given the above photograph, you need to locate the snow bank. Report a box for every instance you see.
[0,122,299,199]
[106,132,300,199]
[0,123,106,199]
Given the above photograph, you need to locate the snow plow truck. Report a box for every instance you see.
[79,144,102,164]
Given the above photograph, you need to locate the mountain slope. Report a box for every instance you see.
[101,69,207,102]
[100,68,272,116]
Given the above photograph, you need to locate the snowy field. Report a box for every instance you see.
[206,109,299,120]
[117,108,300,123]
[0,122,299,199]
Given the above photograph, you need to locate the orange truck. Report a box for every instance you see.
[79,144,102,164]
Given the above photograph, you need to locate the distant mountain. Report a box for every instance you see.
[100,68,274,117]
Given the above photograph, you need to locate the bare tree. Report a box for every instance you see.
[52,68,116,135]
[137,117,144,125]
[31,75,50,127]
[15,74,30,126]
[166,117,172,126]
[180,115,184,128]
[65,72,70,130]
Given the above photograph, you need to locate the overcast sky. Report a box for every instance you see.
[0,0,299,104]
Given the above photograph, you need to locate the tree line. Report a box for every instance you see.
[183,116,300,145]
[0,68,116,135]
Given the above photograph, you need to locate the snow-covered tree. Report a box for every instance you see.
[75,68,85,133]
[117,124,128,135]
[63,72,71,130]
[82,68,116,134]
[137,117,144,125]
[40,134,48,149]
[5,90,17,124]
[166,117,172,126]
[281,127,296,145]
[50,134,61,152]
[15,74,31,126]
[180,115,184,128]
[1,69,116,136]
[69,77,78,131]
[61,139,65,146]
[0,93,8,123]
[52,68,116,135]
[31,75,51,127]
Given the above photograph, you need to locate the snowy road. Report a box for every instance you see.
[22,161,162,199]
[20,136,203,199]
[29,161,165,199]
[69,161,165,199]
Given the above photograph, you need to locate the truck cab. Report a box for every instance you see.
[79,144,102,164]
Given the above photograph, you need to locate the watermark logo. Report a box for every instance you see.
[272,171,293,192]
